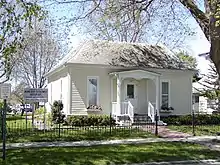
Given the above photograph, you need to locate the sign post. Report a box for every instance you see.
[2,99,6,161]
[0,83,11,161]
[23,88,48,131]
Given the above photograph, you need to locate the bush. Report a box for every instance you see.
[51,100,65,124]
[35,107,46,115]
[67,115,116,126]
[162,114,220,125]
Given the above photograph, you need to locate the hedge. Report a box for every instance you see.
[66,115,116,126]
[162,114,220,125]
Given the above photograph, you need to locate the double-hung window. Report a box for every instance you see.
[161,81,170,108]
[87,77,99,106]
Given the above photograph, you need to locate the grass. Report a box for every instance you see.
[168,125,220,136]
[5,127,155,143]
[1,142,220,165]
[3,115,155,143]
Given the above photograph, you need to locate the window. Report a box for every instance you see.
[161,81,169,107]
[87,77,99,106]
[195,95,199,103]
[127,84,134,98]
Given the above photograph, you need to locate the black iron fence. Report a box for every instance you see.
[1,113,157,143]
[162,112,220,136]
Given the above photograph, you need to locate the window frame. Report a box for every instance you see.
[160,80,171,108]
[87,76,100,106]
[126,84,135,99]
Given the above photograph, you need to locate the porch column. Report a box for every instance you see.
[155,76,160,117]
[116,75,122,113]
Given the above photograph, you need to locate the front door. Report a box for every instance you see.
[124,81,138,111]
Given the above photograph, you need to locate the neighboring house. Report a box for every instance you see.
[45,40,195,124]
[193,80,218,114]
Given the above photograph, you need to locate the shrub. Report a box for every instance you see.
[51,100,65,124]
[35,107,46,116]
[162,114,220,125]
[67,115,116,126]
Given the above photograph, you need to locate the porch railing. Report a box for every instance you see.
[112,101,134,123]
[148,102,155,122]
[148,102,160,122]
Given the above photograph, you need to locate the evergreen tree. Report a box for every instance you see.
[51,100,65,124]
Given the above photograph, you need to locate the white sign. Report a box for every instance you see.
[199,96,207,112]
[0,83,11,99]
[24,88,48,102]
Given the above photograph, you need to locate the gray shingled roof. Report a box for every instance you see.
[55,40,193,71]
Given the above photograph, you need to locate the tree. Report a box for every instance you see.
[12,20,62,89]
[178,0,220,79]
[176,51,201,82]
[46,0,194,49]
[51,100,65,124]
[11,82,26,104]
[177,51,197,69]
[0,0,44,83]
[199,62,220,109]
[46,0,220,79]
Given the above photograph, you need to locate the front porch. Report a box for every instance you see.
[109,70,163,125]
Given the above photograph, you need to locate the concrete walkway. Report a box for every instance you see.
[1,136,220,150]
[143,126,191,138]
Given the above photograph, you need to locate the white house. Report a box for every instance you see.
[45,40,195,124]
[193,80,218,114]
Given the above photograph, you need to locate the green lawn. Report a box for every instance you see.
[4,115,155,143]
[168,125,220,136]
[1,142,220,165]
[5,127,155,143]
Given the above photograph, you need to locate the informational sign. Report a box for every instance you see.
[24,88,48,102]
[199,96,207,113]
[0,83,11,99]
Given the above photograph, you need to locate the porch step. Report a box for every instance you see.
[115,114,159,126]
[133,115,153,125]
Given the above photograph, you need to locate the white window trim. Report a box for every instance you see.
[87,76,100,107]
[124,81,137,100]
[160,80,171,107]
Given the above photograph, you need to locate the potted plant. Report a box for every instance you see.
[160,106,174,113]
[87,105,102,111]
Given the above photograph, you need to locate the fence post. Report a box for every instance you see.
[155,110,158,136]
[25,110,28,132]
[110,113,112,135]
[192,109,196,136]
[2,99,7,161]
[58,122,61,138]
[43,103,46,133]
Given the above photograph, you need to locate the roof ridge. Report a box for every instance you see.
[90,39,152,47]
[64,40,89,64]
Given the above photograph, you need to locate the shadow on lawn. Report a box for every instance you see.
[1,142,220,165]
[5,128,154,143]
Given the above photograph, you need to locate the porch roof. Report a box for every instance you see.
[109,69,160,80]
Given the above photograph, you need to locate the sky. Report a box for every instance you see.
[188,29,210,74]
[45,0,211,75]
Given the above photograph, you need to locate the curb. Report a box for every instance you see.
[0,136,220,150]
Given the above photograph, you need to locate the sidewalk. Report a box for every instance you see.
[1,136,220,150]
